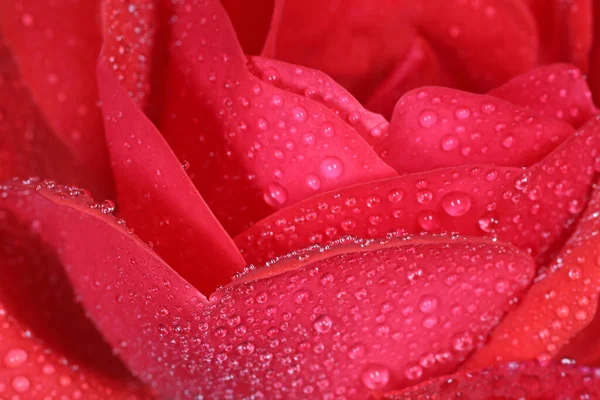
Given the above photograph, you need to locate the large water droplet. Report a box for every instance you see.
[440,135,459,151]
[441,192,472,217]
[418,110,438,128]
[4,349,27,368]
[361,364,390,390]
[263,183,288,206]
[305,174,321,191]
[292,106,308,122]
[313,315,333,333]
[320,157,344,179]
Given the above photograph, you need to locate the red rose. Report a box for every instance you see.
[2,0,600,398]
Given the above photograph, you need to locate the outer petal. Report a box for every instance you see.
[235,165,520,266]
[488,64,598,128]
[159,0,396,234]
[3,188,534,400]
[248,56,390,147]
[0,180,151,399]
[0,35,77,184]
[383,361,600,399]
[0,0,113,196]
[380,87,574,174]
[98,60,245,295]
[0,179,203,399]
[589,2,600,101]
[465,177,600,368]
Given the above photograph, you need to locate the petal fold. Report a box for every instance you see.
[98,61,246,295]
[0,180,151,399]
[384,361,600,399]
[466,178,600,367]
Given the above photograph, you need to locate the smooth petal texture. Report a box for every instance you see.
[98,61,245,295]
[0,179,204,399]
[0,35,77,184]
[465,179,600,368]
[527,0,593,72]
[248,56,390,147]
[159,0,396,235]
[238,116,600,266]
[559,309,600,367]
[0,0,113,196]
[221,0,274,55]
[384,361,600,399]
[263,0,537,104]
[589,2,600,101]
[364,37,453,120]
[235,165,520,266]
[0,180,151,399]
[488,64,598,128]
[380,86,574,174]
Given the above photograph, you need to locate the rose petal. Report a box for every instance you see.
[98,60,245,295]
[159,0,395,234]
[364,36,453,120]
[488,64,598,128]
[221,0,274,55]
[248,56,390,147]
[588,3,600,101]
[0,0,113,196]
[9,193,533,400]
[0,35,77,184]
[0,180,150,399]
[101,0,162,111]
[237,116,600,266]
[465,179,600,368]
[527,0,593,72]
[235,165,520,266]
[383,361,600,399]
[0,179,205,399]
[380,86,574,174]
[263,0,537,99]
[558,309,600,367]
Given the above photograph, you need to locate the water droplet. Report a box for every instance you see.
[404,364,423,380]
[361,364,389,389]
[502,136,515,148]
[441,192,472,217]
[418,109,438,128]
[313,315,333,333]
[305,174,321,191]
[320,157,344,179]
[440,135,459,151]
[387,189,404,203]
[4,349,27,368]
[12,376,30,393]
[100,200,115,214]
[263,183,288,206]
[319,122,336,137]
[21,14,34,27]
[417,211,440,231]
[348,343,366,360]
[416,190,433,204]
[419,295,439,313]
[454,106,471,120]
[292,106,308,122]
[237,341,255,355]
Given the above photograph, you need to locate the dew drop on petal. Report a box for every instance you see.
[361,364,389,390]
[320,157,344,179]
[418,109,438,128]
[441,192,472,217]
